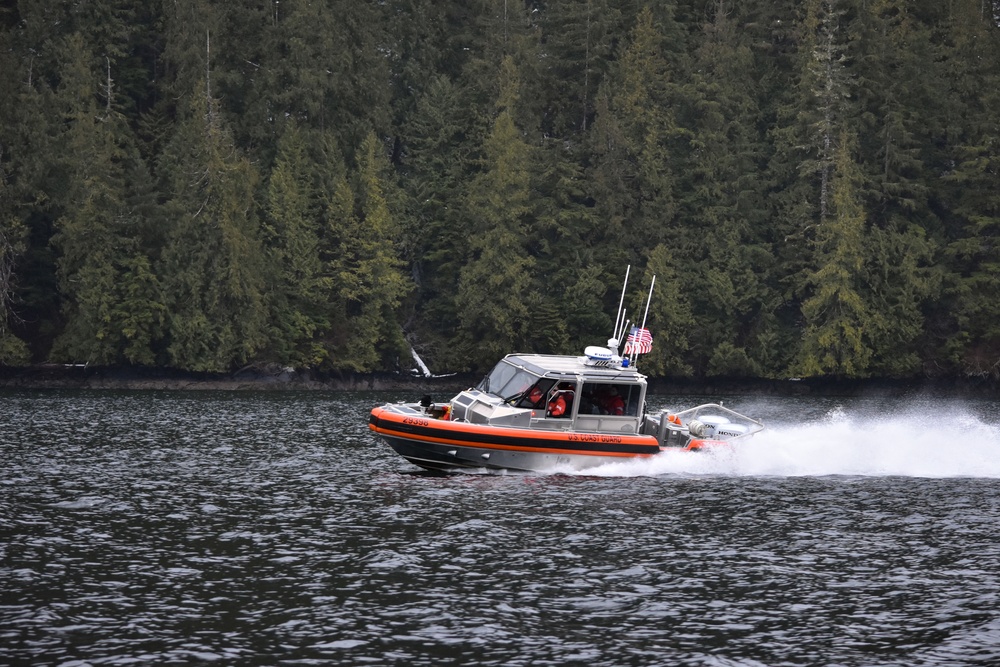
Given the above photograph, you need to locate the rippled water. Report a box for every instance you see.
[3,389,1000,666]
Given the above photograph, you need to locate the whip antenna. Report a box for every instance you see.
[612,265,630,346]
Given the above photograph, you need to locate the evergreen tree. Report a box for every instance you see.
[1,1,1000,379]
[840,0,937,376]
[634,244,695,376]
[0,13,31,364]
[795,131,875,377]
[677,1,777,377]
[399,75,474,366]
[158,76,269,372]
[454,56,536,371]
[530,140,610,354]
[538,0,626,137]
[0,163,30,365]
[934,0,1000,376]
[330,130,411,372]
[243,0,392,161]
[263,124,331,367]
[767,0,859,376]
[589,6,682,258]
[50,34,163,366]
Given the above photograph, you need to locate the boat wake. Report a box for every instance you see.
[579,405,1000,479]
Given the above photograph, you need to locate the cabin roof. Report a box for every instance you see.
[501,353,645,383]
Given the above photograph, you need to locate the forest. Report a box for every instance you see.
[1,0,999,380]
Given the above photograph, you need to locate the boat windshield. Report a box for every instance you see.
[476,360,540,401]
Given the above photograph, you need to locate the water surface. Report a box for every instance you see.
[2,390,1000,666]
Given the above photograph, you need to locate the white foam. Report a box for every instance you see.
[579,404,1000,479]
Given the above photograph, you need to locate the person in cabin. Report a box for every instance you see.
[600,386,625,416]
[527,385,545,408]
[548,382,575,417]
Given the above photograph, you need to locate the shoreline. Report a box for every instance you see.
[2,364,998,397]
[0,364,476,392]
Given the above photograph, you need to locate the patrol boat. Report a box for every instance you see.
[369,271,763,474]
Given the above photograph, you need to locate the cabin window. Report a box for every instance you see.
[477,361,540,402]
[513,379,556,409]
[578,383,640,417]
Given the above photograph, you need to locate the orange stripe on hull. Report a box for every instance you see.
[370,423,656,459]
[370,406,661,458]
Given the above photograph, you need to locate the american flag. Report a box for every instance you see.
[623,326,653,355]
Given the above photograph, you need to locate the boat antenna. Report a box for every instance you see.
[612,265,630,346]
[631,275,656,365]
[616,316,630,350]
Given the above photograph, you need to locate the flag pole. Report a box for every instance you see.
[612,265,630,349]
[632,275,656,364]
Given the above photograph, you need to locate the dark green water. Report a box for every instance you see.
[2,390,1000,666]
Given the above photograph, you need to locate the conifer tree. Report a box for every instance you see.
[50,34,164,366]
[158,70,269,372]
[0,166,30,365]
[263,124,331,367]
[0,18,31,365]
[589,6,681,257]
[678,1,775,377]
[538,0,626,137]
[399,75,474,365]
[934,0,1000,376]
[795,131,875,377]
[454,56,536,370]
[329,130,411,372]
[531,141,609,355]
[635,244,695,377]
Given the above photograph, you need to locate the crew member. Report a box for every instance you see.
[601,387,625,416]
[527,386,545,407]
[548,383,575,417]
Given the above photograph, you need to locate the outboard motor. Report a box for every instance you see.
[688,415,748,440]
[687,414,730,438]
[714,423,750,439]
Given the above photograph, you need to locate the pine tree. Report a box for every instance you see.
[634,244,695,377]
[0,164,30,365]
[846,0,938,377]
[934,0,1000,377]
[263,124,331,367]
[537,0,626,137]
[0,15,31,364]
